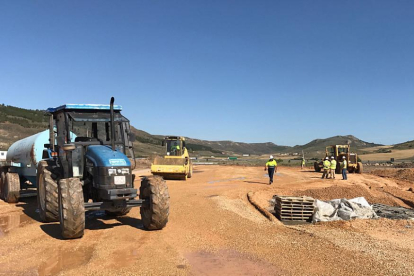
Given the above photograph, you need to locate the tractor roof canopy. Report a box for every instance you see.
[67,112,129,122]
[47,104,122,113]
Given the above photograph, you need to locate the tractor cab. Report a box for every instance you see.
[46,102,135,180]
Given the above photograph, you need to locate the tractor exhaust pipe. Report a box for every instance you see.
[110,97,115,151]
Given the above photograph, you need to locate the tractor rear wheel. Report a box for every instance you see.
[139,176,169,230]
[105,207,132,216]
[3,172,20,203]
[0,170,6,200]
[58,178,85,239]
[357,162,363,174]
[37,160,59,222]
[314,162,321,172]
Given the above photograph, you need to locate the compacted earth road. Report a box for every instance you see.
[1,165,414,275]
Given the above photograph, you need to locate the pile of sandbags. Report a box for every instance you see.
[313,197,378,222]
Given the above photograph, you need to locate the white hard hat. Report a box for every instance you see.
[343,156,346,159]
[325,157,329,160]
[270,155,274,159]
[331,156,335,159]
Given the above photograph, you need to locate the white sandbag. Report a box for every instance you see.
[349,197,371,208]
[313,197,377,222]
[337,200,358,220]
[313,199,340,222]
[348,201,378,219]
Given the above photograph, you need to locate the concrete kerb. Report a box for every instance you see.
[247,191,283,226]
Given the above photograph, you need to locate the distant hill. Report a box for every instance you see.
[392,140,414,150]
[185,138,290,155]
[287,135,382,156]
[0,105,396,158]
[0,104,48,150]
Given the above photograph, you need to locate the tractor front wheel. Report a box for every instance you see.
[357,162,363,174]
[58,178,85,239]
[139,176,169,230]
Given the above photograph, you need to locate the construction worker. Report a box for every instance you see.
[301,158,306,170]
[341,156,348,180]
[321,157,330,179]
[170,142,180,156]
[330,156,337,179]
[264,155,277,184]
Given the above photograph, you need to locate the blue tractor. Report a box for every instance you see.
[37,97,169,239]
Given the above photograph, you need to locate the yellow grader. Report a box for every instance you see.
[151,136,193,180]
[314,144,363,174]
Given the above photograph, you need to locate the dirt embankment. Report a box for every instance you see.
[370,168,414,183]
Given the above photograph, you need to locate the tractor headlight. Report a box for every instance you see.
[108,168,117,176]
[121,168,129,174]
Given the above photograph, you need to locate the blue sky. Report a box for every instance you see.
[0,1,413,146]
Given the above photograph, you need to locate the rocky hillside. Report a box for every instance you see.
[185,138,290,155]
[392,140,414,150]
[0,105,48,150]
[0,105,390,157]
[287,135,382,156]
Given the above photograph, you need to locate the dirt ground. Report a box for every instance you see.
[1,165,414,276]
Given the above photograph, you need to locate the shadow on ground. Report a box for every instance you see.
[244,181,269,185]
[40,212,144,240]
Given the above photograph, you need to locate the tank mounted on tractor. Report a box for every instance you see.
[151,136,193,180]
[314,145,363,174]
[0,97,170,239]
[0,130,56,203]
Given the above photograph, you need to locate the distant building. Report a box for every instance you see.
[242,154,250,157]
[0,151,7,161]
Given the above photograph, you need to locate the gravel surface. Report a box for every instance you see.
[0,166,414,275]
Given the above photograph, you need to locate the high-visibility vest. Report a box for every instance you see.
[171,145,180,150]
[330,160,337,169]
[342,160,347,169]
[266,160,277,167]
[302,160,306,165]
[323,160,331,169]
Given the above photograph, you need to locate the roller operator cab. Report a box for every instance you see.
[38,98,169,239]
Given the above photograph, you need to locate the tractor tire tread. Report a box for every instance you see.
[37,160,59,222]
[0,170,6,200]
[139,176,169,230]
[58,178,85,239]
